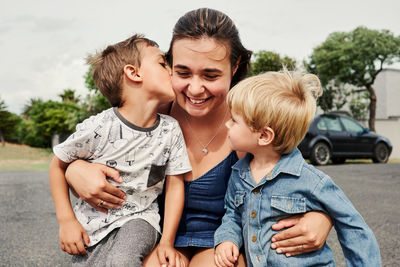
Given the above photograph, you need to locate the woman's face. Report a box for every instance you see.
[171,38,233,117]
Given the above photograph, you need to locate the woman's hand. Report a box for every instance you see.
[270,211,333,257]
[65,160,126,213]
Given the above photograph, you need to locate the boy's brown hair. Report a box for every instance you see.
[87,34,158,107]
[227,70,322,155]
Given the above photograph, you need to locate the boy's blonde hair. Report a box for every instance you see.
[227,70,322,155]
[87,34,158,107]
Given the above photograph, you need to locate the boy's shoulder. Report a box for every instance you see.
[158,113,181,128]
[300,161,333,186]
[76,107,115,131]
[159,113,178,122]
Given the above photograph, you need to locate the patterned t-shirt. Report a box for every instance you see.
[53,107,191,246]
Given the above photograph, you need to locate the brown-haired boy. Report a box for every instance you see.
[49,34,191,266]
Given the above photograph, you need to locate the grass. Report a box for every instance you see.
[0,142,53,171]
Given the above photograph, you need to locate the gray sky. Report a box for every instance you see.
[1,0,399,114]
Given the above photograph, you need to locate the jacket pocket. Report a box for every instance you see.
[271,196,306,216]
[234,191,246,207]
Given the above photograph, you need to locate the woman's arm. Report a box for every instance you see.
[270,211,332,257]
[65,160,126,213]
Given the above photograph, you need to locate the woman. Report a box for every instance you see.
[65,8,332,267]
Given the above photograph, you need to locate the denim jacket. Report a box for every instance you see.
[214,148,381,267]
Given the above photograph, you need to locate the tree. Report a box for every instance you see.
[22,98,43,119]
[21,99,80,147]
[58,89,80,103]
[250,50,296,76]
[308,26,400,131]
[316,80,350,113]
[82,66,110,115]
[0,97,22,146]
[0,97,7,145]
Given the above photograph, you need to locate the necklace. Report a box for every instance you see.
[184,108,228,154]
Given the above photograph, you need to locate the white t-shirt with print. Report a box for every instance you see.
[53,107,191,246]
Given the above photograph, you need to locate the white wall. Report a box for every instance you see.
[374,69,400,119]
[370,69,400,160]
[375,118,400,160]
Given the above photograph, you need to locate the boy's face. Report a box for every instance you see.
[225,111,260,152]
[137,46,175,103]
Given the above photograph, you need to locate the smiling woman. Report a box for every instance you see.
[171,38,233,121]
[64,8,334,267]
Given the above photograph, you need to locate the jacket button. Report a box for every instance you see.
[252,235,257,242]
[235,199,239,205]
[253,188,259,195]
[251,211,256,218]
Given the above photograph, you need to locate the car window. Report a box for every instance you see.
[341,117,364,134]
[316,118,327,130]
[323,117,342,132]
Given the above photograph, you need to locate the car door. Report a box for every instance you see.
[339,116,375,154]
[322,116,348,155]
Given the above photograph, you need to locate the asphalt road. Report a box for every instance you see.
[1,163,399,266]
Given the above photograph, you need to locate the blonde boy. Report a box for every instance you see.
[214,71,380,267]
[49,34,191,266]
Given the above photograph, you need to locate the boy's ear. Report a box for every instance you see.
[124,64,142,82]
[258,127,274,146]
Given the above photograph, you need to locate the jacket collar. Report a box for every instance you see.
[232,148,304,182]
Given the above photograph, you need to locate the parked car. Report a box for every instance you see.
[298,113,392,165]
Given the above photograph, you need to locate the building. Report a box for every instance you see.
[374,68,400,159]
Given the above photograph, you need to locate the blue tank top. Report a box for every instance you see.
[174,151,239,248]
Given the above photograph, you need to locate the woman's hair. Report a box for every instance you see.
[227,70,323,155]
[87,34,158,107]
[167,8,252,87]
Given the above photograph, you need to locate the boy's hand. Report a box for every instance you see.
[215,242,239,267]
[59,219,90,255]
[156,242,186,267]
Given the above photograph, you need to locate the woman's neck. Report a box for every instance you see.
[170,101,232,180]
[171,101,229,127]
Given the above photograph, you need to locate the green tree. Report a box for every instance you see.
[349,91,370,121]
[22,98,43,118]
[250,50,296,75]
[58,89,80,103]
[314,80,351,113]
[308,26,400,131]
[0,97,22,146]
[22,99,80,147]
[82,66,110,115]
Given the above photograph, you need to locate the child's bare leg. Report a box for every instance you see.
[189,248,246,267]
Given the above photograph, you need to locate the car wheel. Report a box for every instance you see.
[372,143,389,163]
[332,158,346,164]
[310,142,331,165]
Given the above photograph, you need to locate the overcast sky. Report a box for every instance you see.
[1,0,399,114]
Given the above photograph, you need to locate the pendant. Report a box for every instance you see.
[202,148,208,154]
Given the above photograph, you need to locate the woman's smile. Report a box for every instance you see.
[185,94,212,105]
